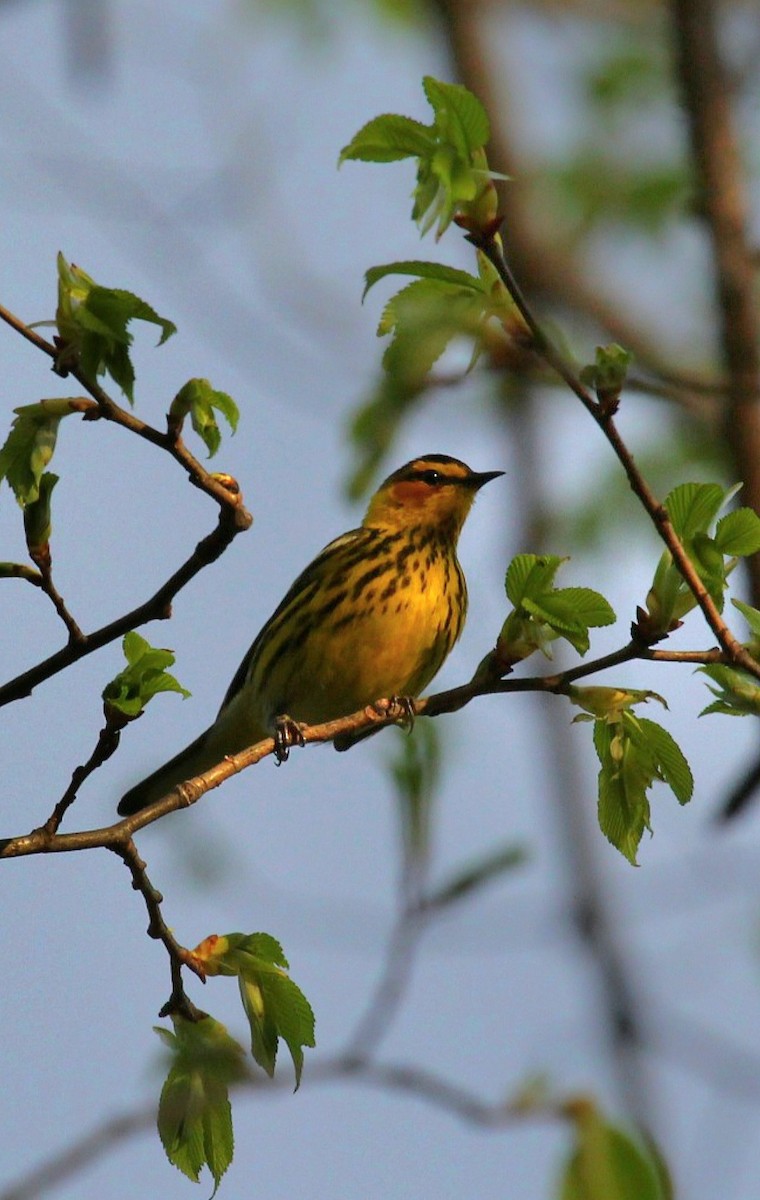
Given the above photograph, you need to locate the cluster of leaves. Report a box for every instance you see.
[642,481,760,636]
[494,554,615,667]
[570,686,692,865]
[156,933,315,1191]
[103,632,190,722]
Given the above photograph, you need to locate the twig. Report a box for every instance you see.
[0,506,247,707]
[108,837,205,1020]
[42,713,126,835]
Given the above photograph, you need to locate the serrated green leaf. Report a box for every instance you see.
[594,720,649,865]
[338,113,434,164]
[504,554,565,606]
[156,1017,242,1193]
[633,717,693,805]
[421,76,490,155]
[664,481,725,540]
[379,277,487,385]
[363,260,483,302]
[714,507,760,555]
[170,378,239,458]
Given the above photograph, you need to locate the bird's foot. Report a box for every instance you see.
[273,714,306,764]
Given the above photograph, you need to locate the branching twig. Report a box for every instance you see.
[470,230,760,683]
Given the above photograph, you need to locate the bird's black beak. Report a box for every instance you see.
[470,469,505,490]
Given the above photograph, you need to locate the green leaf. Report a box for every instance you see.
[363,260,484,301]
[56,252,176,402]
[714,507,760,556]
[594,720,650,866]
[498,556,616,665]
[421,76,490,156]
[426,841,527,909]
[664,481,726,541]
[505,554,565,607]
[169,379,239,458]
[632,717,693,805]
[102,631,190,719]
[156,1016,244,1193]
[339,114,434,164]
[590,710,692,863]
[0,399,81,506]
[561,1100,667,1200]
[378,277,488,385]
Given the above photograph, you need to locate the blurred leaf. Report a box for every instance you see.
[102,631,190,719]
[579,344,634,399]
[169,379,239,458]
[425,841,527,910]
[56,252,175,402]
[561,1098,667,1199]
[390,721,440,875]
[586,46,668,111]
[156,1015,244,1194]
[542,156,688,233]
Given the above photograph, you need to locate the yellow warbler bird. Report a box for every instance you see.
[118,454,502,815]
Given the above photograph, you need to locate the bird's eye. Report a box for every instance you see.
[420,469,442,485]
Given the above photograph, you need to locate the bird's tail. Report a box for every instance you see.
[117,727,216,816]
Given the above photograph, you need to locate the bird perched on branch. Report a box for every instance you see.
[118,454,503,815]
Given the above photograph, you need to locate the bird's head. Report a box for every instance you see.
[363,454,503,538]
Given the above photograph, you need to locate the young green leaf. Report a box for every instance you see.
[578,343,634,401]
[363,260,484,302]
[0,399,83,507]
[56,253,176,402]
[156,1016,245,1194]
[23,472,58,560]
[338,113,434,164]
[169,379,239,458]
[496,554,615,667]
[102,631,190,719]
[713,507,760,556]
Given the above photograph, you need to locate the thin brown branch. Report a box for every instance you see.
[34,559,85,644]
[108,837,205,1019]
[42,713,126,835]
[0,637,733,856]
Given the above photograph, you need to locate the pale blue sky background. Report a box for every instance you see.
[2,3,760,1199]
